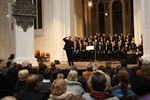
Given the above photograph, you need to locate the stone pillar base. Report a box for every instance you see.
[142,55,150,61]
[13,58,38,67]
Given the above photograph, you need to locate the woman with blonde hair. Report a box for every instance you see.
[48,79,83,100]
[15,69,29,93]
[1,96,16,100]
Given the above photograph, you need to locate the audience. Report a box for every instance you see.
[111,69,138,100]
[15,69,29,94]
[39,68,52,99]
[1,96,16,100]
[1,55,150,100]
[120,59,133,78]
[48,78,83,100]
[71,65,87,92]
[131,75,150,99]
[141,59,150,80]
[65,70,85,96]
[18,74,46,100]
[82,63,93,80]
[50,62,62,81]
[56,73,64,79]
[111,65,123,87]
[131,58,143,76]
[82,71,119,100]
[97,69,112,91]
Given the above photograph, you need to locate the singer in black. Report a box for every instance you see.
[63,36,74,66]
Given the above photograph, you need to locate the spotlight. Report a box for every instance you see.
[105,13,108,17]
[88,1,92,7]
[6,15,10,18]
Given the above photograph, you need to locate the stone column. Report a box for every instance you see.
[133,0,142,46]
[47,0,75,62]
[13,0,38,66]
[13,24,37,66]
[84,0,89,36]
[88,2,92,34]
[141,0,150,60]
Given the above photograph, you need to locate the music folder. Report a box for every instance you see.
[86,45,94,50]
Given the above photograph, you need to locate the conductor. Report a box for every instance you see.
[63,36,74,66]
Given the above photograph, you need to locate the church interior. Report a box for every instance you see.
[0,0,150,99]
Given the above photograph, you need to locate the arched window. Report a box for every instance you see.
[112,0,123,34]
[99,2,105,34]
[34,0,42,29]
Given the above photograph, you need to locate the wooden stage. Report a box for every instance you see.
[45,61,137,69]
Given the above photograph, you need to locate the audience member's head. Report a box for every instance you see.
[70,65,79,73]
[57,73,64,79]
[8,54,15,60]
[43,68,51,79]
[114,65,123,77]
[117,69,133,99]
[22,61,31,69]
[18,69,29,80]
[86,64,93,71]
[26,74,39,89]
[98,65,105,72]
[131,75,150,96]
[67,70,78,81]
[86,62,94,70]
[117,68,130,82]
[136,70,142,76]
[142,59,150,66]
[141,59,150,80]
[39,62,47,72]
[90,71,107,91]
[51,62,56,68]
[17,63,22,70]
[6,61,12,67]
[51,79,66,96]
[105,61,112,69]
[1,96,16,100]
[121,59,127,67]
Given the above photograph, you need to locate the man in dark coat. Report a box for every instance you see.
[18,74,46,100]
[63,36,74,66]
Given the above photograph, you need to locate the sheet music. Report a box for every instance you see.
[86,46,94,50]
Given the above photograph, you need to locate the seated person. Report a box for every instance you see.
[65,70,85,96]
[50,62,62,81]
[82,71,119,100]
[1,96,16,100]
[18,74,46,100]
[48,78,83,100]
[39,68,52,99]
[82,63,93,81]
[111,69,138,100]
[131,75,150,100]
[15,69,29,94]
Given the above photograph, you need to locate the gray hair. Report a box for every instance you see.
[67,70,78,81]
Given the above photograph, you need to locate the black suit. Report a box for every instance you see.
[63,37,74,66]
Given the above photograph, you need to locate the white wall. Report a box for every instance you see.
[34,0,76,62]
[0,0,14,60]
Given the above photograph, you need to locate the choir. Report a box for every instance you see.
[73,33,141,61]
